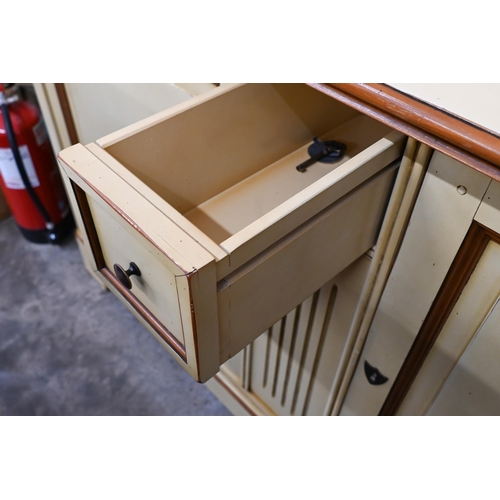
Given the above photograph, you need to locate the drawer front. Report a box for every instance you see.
[58,144,220,382]
[86,195,185,347]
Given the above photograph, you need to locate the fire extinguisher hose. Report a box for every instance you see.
[1,101,57,238]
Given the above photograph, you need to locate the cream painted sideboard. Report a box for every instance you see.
[44,83,500,415]
[205,84,500,415]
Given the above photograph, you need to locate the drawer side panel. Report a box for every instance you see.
[217,164,398,361]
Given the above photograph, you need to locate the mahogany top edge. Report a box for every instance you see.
[309,83,500,182]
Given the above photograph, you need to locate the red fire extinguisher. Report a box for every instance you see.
[0,83,74,244]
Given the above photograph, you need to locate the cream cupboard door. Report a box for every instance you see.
[426,245,500,416]
[397,238,500,415]
[339,152,491,416]
[396,177,500,415]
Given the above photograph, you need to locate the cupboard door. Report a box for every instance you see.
[426,289,500,416]
[339,152,491,416]
[398,238,500,415]
[394,177,500,415]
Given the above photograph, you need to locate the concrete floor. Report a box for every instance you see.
[0,216,231,416]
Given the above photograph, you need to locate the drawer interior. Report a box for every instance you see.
[101,84,393,246]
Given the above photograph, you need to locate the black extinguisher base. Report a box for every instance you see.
[18,211,75,245]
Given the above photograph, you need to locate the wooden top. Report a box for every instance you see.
[388,84,500,137]
[309,83,500,182]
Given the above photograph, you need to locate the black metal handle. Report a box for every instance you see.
[296,149,330,172]
[296,138,346,173]
[113,262,141,289]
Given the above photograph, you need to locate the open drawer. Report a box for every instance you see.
[58,83,405,382]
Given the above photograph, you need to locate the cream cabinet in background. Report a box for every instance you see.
[47,83,500,415]
[33,83,216,154]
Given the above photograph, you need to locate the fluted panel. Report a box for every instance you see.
[247,254,371,415]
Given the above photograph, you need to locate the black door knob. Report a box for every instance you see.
[113,262,141,289]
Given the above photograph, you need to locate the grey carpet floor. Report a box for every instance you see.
[0,216,231,416]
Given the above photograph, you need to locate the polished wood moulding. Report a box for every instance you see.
[54,83,79,146]
[310,83,500,183]
[211,374,258,416]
